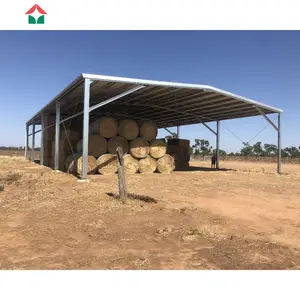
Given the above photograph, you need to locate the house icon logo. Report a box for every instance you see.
[25,4,47,24]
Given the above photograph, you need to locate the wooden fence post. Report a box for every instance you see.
[116,146,127,201]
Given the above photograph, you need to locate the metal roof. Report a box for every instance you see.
[27,73,282,128]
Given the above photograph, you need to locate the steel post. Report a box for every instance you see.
[216,121,220,169]
[25,124,29,159]
[40,113,45,165]
[55,101,61,170]
[31,122,35,162]
[277,113,281,174]
[82,79,91,179]
[177,126,180,138]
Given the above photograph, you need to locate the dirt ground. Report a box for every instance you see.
[0,156,300,270]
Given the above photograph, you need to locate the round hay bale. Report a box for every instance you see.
[157,154,175,174]
[118,119,139,140]
[75,135,107,158]
[139,121,158,141]
[77,155,98,175]
[149,139,167,159]
[89,117,118,138]
[123,154,139,174]
[129,138,149,159]
[138,156,157,173]
[107,136,129,154]
[89,135,107,157]
[97,154,118,175]
[65,153,81,173]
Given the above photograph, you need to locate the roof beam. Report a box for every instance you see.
[119,97,238,121]
[28,129,42,136]
[164,128,176,136]
[59,85,145,124]
[153,108,266,127]
[127,90,214,107]
[89,85,145,113]
[255,106,279,131]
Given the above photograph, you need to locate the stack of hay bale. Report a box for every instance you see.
[64,117,175,175]
[166,138,190,170]
[51,129,82,170]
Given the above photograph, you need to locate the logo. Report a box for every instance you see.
[25,4,47,24]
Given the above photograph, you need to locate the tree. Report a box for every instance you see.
[213,149,227,156]
[281,149,289,157]
[219,149,227,156]
[165,133,178,140]
[284,146,300,158]
[264,144,277,156]
[192,139,213,156]
[252,142,264,157]
[240,142,254,156]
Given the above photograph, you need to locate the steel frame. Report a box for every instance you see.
[200,121,219,169]
[255,106,281,174]
[216,121,220,170]
[26,74,283,176]
[81,81,145,179]
[25,124,29,159]
[31,121,35,162]
[40,113,44,165]
[28,129,41,137]
[55,101,61,170]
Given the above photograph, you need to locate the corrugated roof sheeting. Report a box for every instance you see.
[27,74,282,127]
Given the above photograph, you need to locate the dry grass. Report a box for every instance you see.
[0,172,22,185]
[106,192,158,203]
[180,223,223,242]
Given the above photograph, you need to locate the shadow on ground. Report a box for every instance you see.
[175,166,235,172]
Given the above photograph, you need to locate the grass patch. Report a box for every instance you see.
[106,192,158,203]
[181,224,223,242]
[0,172,22,185]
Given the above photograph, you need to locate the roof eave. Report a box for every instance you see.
[27,74,84,125]
[82,73,283,113]
[26,73,283,125]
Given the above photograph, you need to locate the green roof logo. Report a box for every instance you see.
[25,4,47,24]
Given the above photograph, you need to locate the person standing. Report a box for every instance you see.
[211,153,217,168]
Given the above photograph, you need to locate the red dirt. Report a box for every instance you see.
[0,156,299,269]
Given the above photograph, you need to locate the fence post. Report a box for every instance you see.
[116,147,127,202]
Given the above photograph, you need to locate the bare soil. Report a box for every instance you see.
[0,156,300,270]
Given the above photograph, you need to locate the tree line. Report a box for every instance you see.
[165,135,300,158]
[0,146,40,151]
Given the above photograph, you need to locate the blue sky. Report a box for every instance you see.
[0,31,299,152]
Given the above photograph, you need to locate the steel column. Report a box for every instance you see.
[177,126,180,138]
[55,101,61,170]
[277,113,281,174]
[216,121,220,169]
[82,79,91,179]
[25,124,29,159]
[31,122,35,162]
[40,113,45,165]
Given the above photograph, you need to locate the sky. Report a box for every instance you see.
[0,31,299,152]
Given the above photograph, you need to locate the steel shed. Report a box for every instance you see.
[25,73,283,179]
